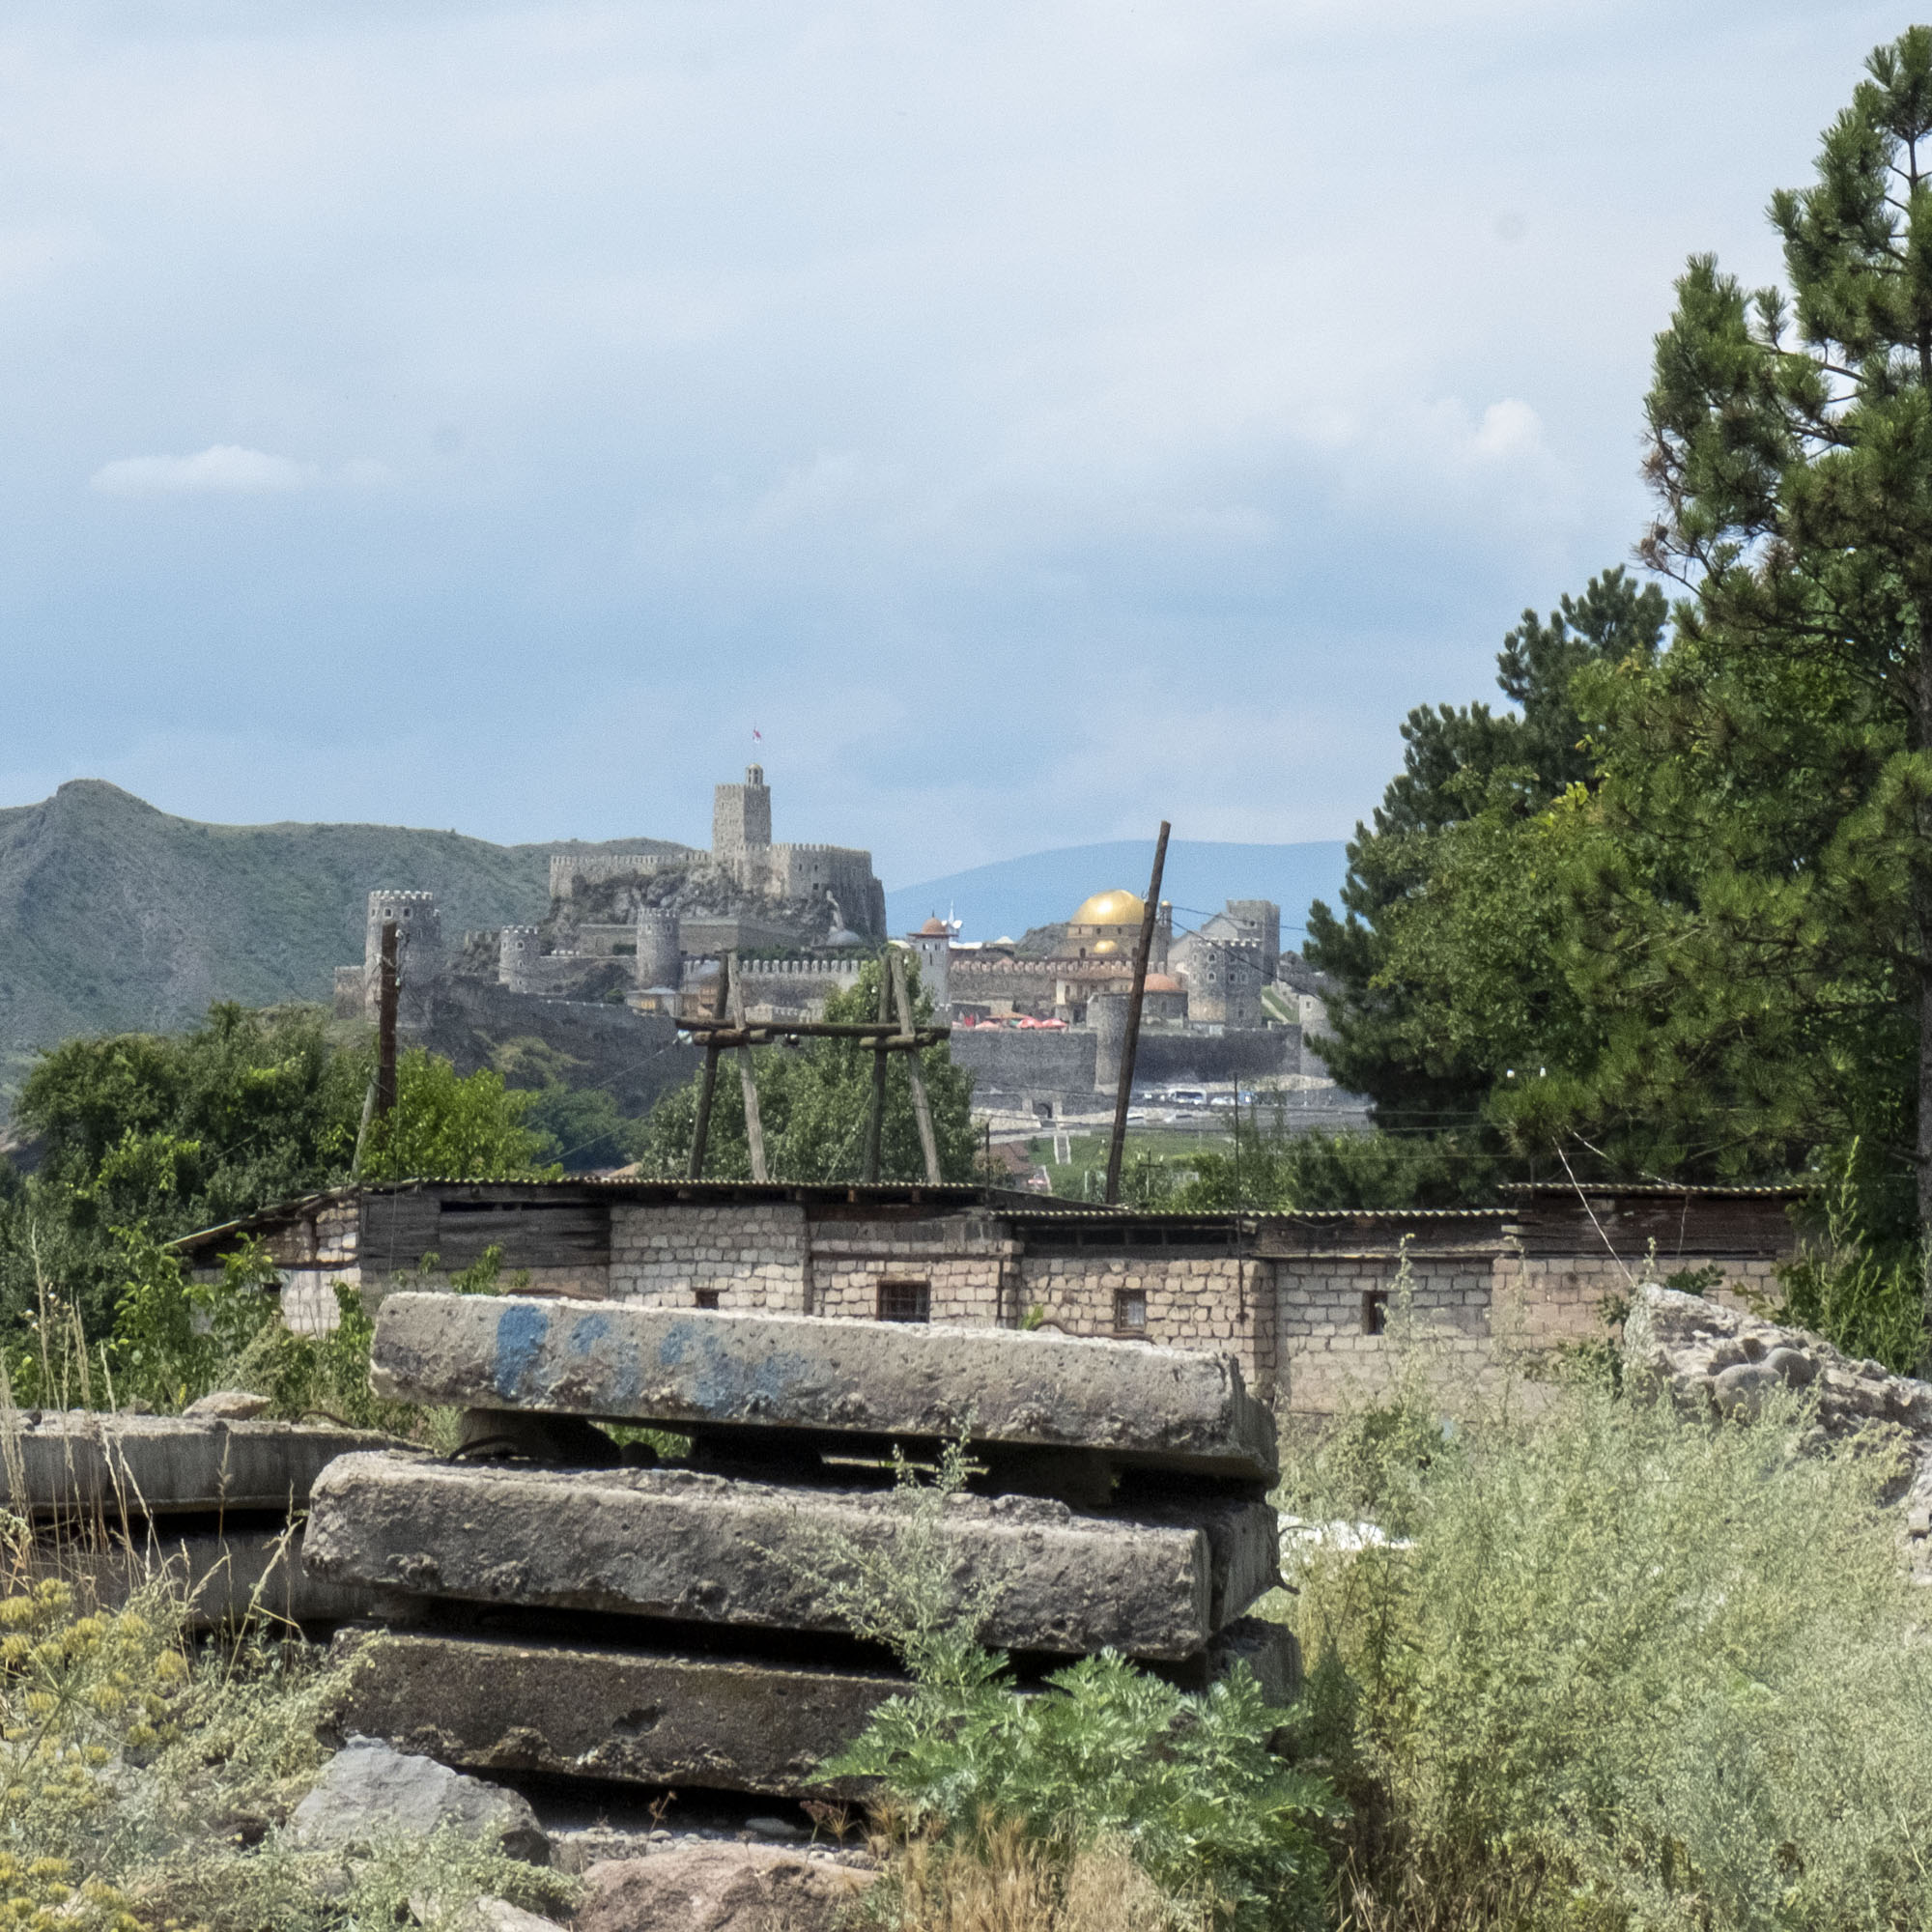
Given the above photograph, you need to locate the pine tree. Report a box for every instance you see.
[1635,27,1932,1241]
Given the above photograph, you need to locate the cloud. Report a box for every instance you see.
[90,445,319,497]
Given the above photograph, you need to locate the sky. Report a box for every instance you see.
[0,1,1909,885]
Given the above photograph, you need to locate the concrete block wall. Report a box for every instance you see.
[808,1219,1018,1322]
[609,1203,807,1309]
[1275,1255,1501,1415]
[1498,1254,1782,1354]
[1021,1255,1275,1401]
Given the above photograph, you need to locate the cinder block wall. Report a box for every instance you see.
[1275,1254,1503,1415]
[1019,1255,1275,1402]
[609,1203,807,1309]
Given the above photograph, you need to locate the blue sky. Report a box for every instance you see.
[0,1,1906,883]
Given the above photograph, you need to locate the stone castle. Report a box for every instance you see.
[331,772,1351,1134]
[335,767,886,1028]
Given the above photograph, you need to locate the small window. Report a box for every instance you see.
[1363,1290,1389,1336]
[877,1279,930,1323]
[694,1288,720,1311]
[1114,1288,1147,1337]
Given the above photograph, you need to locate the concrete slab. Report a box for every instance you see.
[370,1295,1276,1483]
[304,1454,1278,1660]
[36,1526,376,1628]
[326,1629,895,1797]
[0,1411,397,1517]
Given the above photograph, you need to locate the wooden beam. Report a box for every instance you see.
[1104,822,1170,1207]
[890,949,942,1185]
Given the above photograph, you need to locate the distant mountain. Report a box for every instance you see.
[0,781,690,1095]
[885,838,1351,947]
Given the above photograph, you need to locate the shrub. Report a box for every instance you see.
[1285,1366,1932,1929]
[812,1440,1335,1931]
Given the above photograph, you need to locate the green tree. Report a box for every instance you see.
[637,956,977,1182]
[1302,571,1665,1167]
[355,1048,561,1181]
[1521,28,1932,1252]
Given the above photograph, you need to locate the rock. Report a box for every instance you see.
[1625,1286,1932,1435]
[306,1454,1277,1659]
[573,1846,871,1932]
[453,1898,567,1932]
[182,1389,271,1420]
[325,1628,897,1797]
[370,1293,1277,1483]
[290,1737,549,1863]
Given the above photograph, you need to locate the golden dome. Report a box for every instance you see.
[1069,889,1145,929]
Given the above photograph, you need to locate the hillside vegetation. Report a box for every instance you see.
[0,781,690,1100]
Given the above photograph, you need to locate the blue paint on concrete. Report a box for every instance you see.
[651,1317,810,1417]
[565,1313,611,1351]
[493,1302,551,1400]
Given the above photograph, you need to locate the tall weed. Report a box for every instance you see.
[811,1438,1335,1931]
[1285,1350,1932,1930]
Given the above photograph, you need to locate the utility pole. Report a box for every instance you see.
[351,920,399,1179]
[689,954,729,1179]
[729,953,769,1182]
[862,961,892,1182]
[890,948,943,1184]
[1104,822,1170,1208]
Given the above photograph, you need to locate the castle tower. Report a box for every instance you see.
[1224,899,1280,981]
[1154,899,1174,973]
[634,907,682,991]
[901,921,952,1016]
[712,764,773,890]
[1185,938,1263,1027]
[365,891,442,1028]
[498,925,542,996]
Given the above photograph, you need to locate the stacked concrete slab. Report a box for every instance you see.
[309,1295,1293,1802]
[0,1409,390,1626]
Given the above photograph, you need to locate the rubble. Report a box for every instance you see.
[572,1844,872,1932]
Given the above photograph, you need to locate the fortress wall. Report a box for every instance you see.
[1134,1029,1300,1086]
[948,1028,1097,1098]
[765,844,884,936]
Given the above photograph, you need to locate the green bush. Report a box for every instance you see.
[1285,1367,1932,1929]
[812,1440,1335,1931]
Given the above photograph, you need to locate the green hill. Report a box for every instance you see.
[0,781,692,1098]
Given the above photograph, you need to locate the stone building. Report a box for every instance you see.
[177,1179,1803,1418]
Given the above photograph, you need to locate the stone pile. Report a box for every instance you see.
[0,1405,390,1625]
[1625,1284,1932,1573]
[306,1294,1293,1803]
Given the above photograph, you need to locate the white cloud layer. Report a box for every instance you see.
[90,445,318,497]
[0,0,1912,882]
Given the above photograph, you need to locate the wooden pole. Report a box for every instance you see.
[729,952,769,1183]
[352,920,400,1181]
[862,961,892,1181]
[1103,822,1170,1207]
[690,954,729,1180]
[890,949,942,1185]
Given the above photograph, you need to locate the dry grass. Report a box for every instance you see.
[880,1819,1203,1932]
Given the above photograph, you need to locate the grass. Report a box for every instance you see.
[1027,1130,1232,1200]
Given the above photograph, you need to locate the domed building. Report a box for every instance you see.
[1065,889,1170,967]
